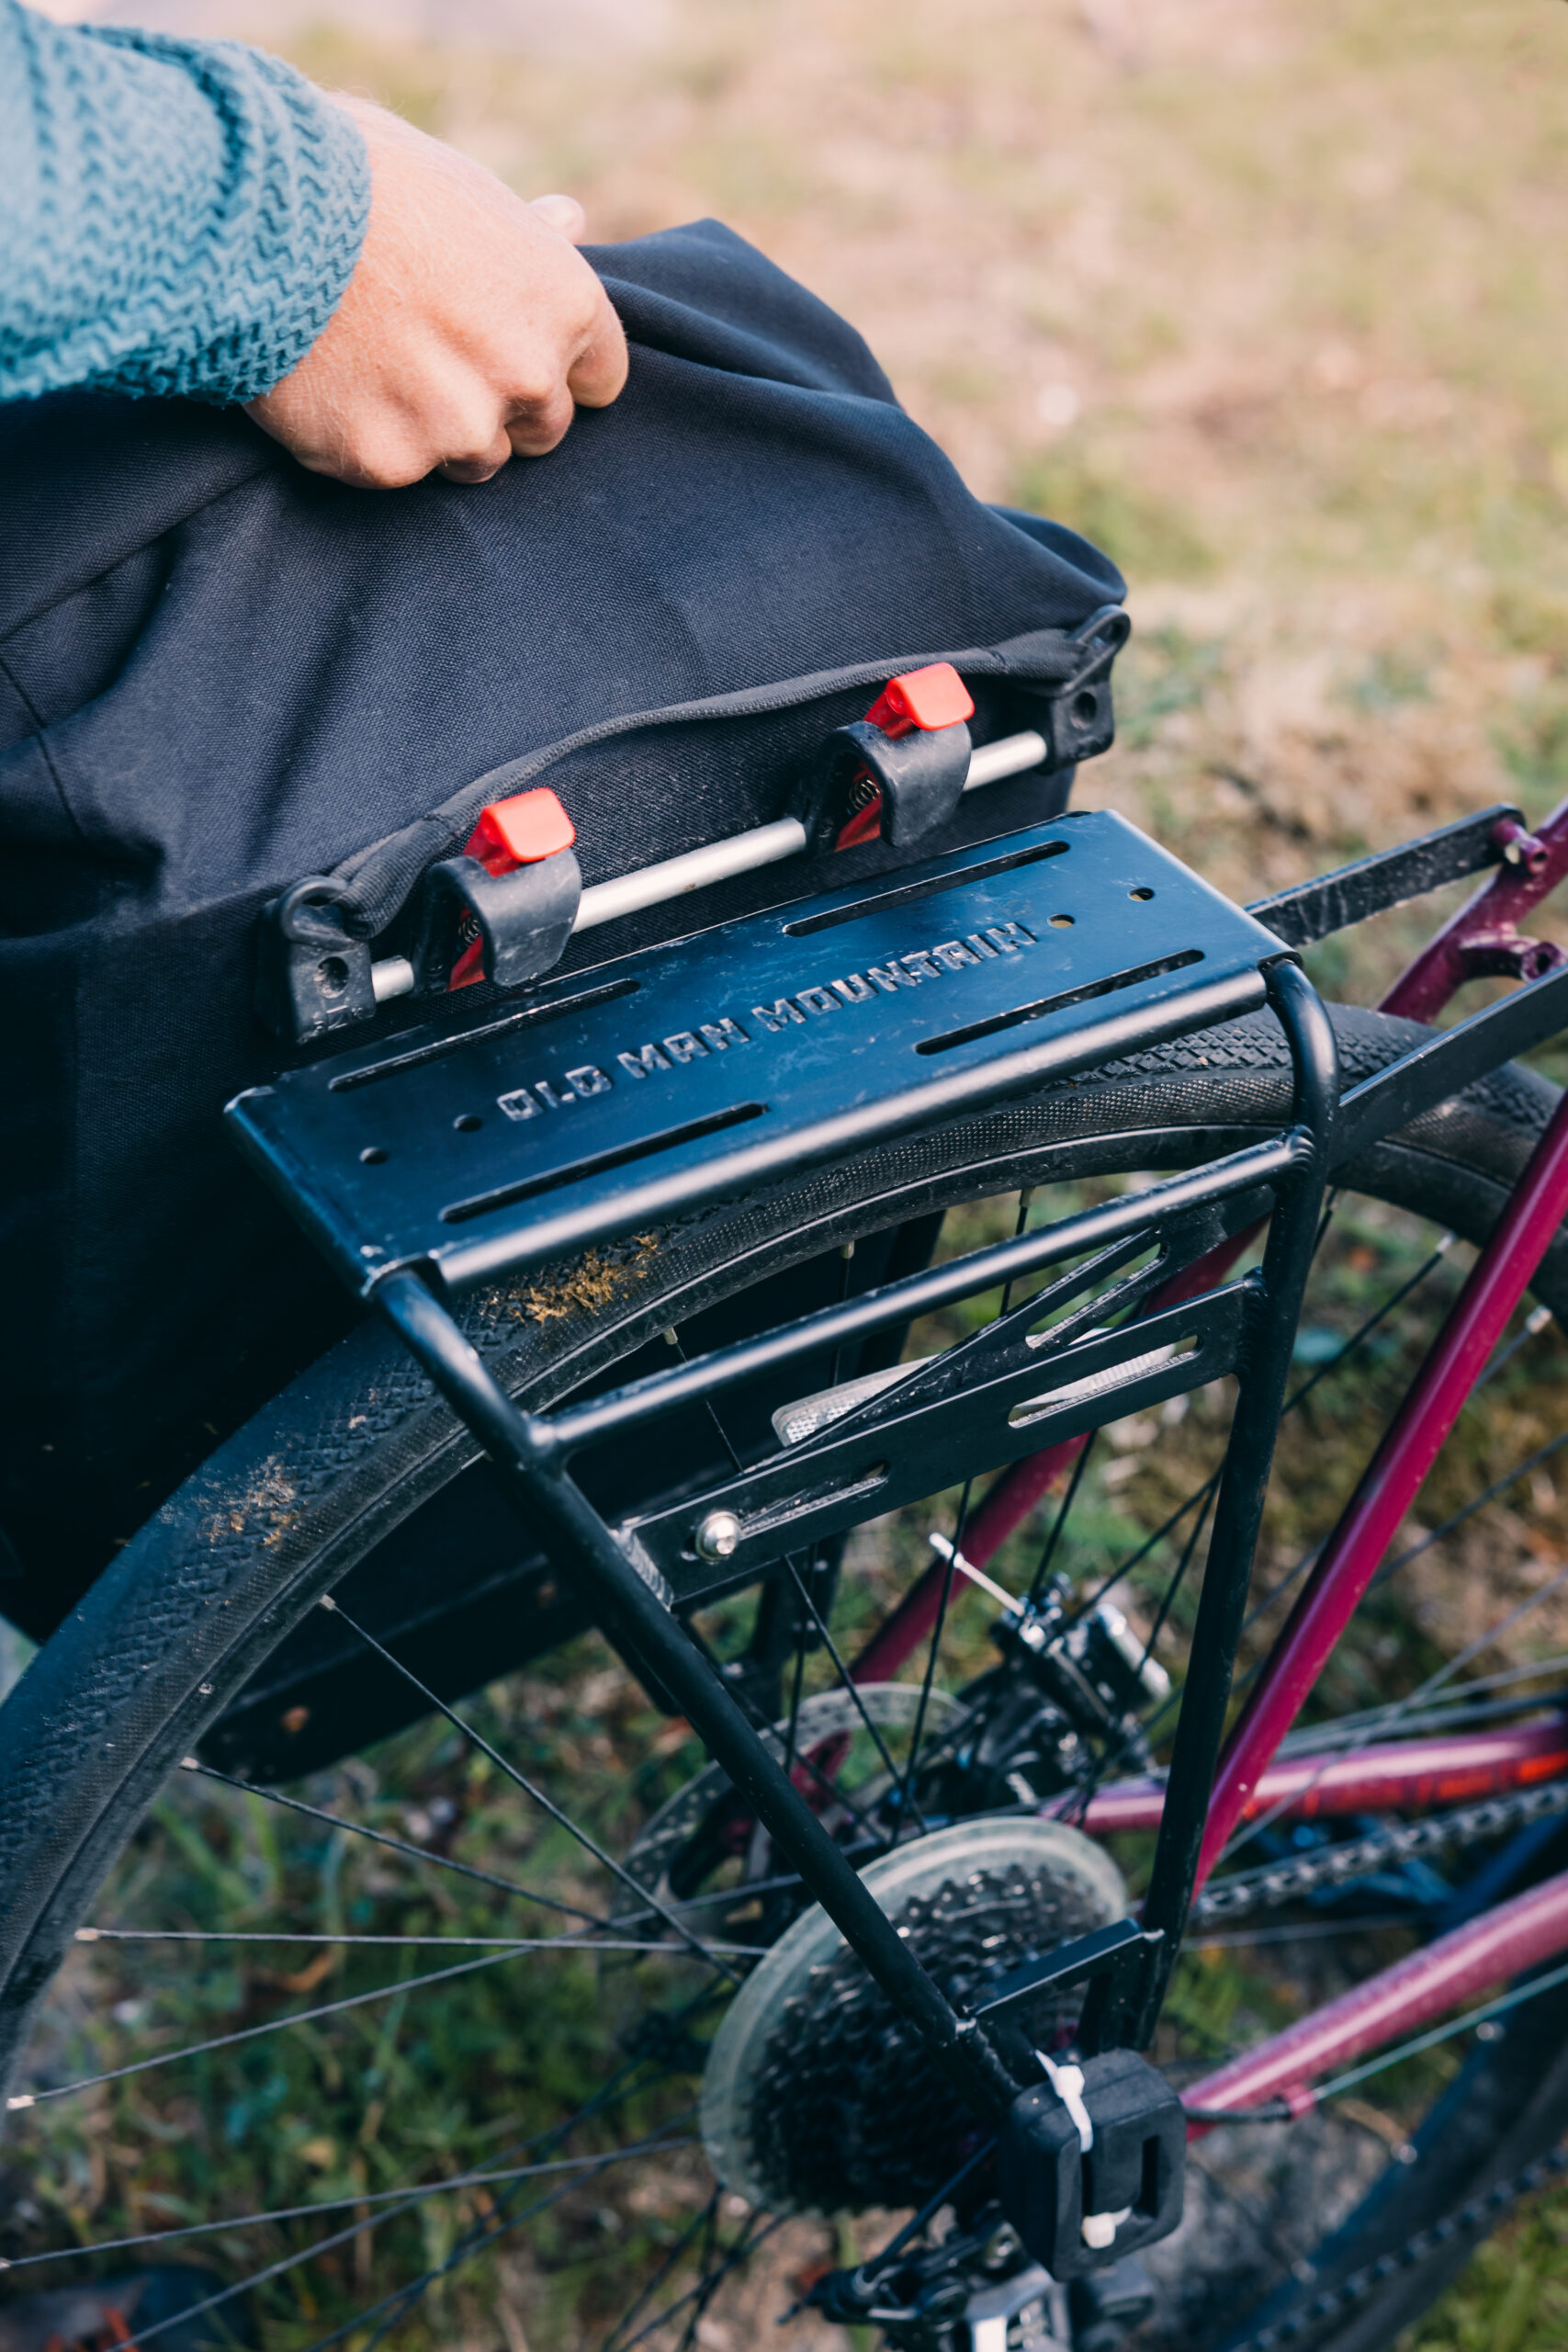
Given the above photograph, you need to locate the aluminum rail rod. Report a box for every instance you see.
[370,729,1049,1000]
[573,729,1049,933]
[538,1132,1301,1457]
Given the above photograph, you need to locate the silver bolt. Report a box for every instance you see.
[696,1510,742,1563]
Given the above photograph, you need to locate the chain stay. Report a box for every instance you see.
[1193,1774,1568,1924]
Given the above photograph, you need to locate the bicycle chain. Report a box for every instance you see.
[1224,2138,1568,2352]
[1191,1774,1568,1925]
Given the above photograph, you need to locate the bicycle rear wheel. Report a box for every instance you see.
[4,1001,1568,2352]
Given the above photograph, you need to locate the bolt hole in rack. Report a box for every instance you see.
[227,780,1568,2282]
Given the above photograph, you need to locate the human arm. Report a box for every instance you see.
[0,1,626,484]
[0,0,368,409]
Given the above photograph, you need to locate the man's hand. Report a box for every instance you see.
[247,96,628,489]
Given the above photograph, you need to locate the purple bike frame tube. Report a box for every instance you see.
[1198,1080,1568,1888]
[1383,793,1568,1023]
[1077,1712,1568,1836]
[1182,1863,1568,2128]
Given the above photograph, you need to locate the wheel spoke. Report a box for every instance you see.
[297,2051,696,2352]
[1283,1234,1453,1419]
[6,1936,725,2109]
[185,1758,603,1922]
[1063,1476,1218,1827]
[80,2044,693,2352]
[898,1476,973,1827]
[1218,1536,1568,1870]
[1059,1224,1454,1676]
[75,1927,683,1949]
[1139,1378,1567,1781]
[287,2145,664,2352]
[0,2131,698,2273]
[1024,1430,1098,1613]
[782,1579,811,1776]
[997,1184,1037,1318]
[779,1553,927,1830]
[674,2192,723,2352]
[604,2188,725,2352]
[322,1598,739,1979]
[1279,1653,1568,1748]
[615,2211,787,2352]
[1371,1422,1568,1592]
[665,1323,746,1475]
[1143,1477,1216,1665]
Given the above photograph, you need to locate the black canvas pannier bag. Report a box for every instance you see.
[0,219,1123,1630]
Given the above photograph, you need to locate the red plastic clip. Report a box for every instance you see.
[468,786,577,874]
[450,786,576,989]
[861,661,976,741]
[836,663,976,850]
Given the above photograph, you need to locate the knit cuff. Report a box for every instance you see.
[84,31,371,404]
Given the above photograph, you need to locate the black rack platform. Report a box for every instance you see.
[229,811,1289,1298]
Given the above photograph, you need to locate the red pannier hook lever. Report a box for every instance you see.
[835,662,976,850]
[449,786,577,990]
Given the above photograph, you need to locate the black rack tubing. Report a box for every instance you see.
[431,967,1273,1295]
[1334,960,1568,1167]
[532,950,1560,1464]
[1133,961,1338,2042]
[374,1265,1021,2126]
[528,1134,1304,1459]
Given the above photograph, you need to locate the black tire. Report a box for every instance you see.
[4,998,1568,2352]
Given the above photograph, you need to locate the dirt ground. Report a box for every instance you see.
[31,1,1568,2344]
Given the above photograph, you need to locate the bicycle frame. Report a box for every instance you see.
[1026,790,1568,2119]
[229,788,1568,2135]
[1169,792,1568,2122]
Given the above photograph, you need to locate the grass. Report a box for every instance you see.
[20,0,1568,2339]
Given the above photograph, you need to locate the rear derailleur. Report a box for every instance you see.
[807,2216,1156,2352]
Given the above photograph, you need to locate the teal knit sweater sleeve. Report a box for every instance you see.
[0,0,370,405]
